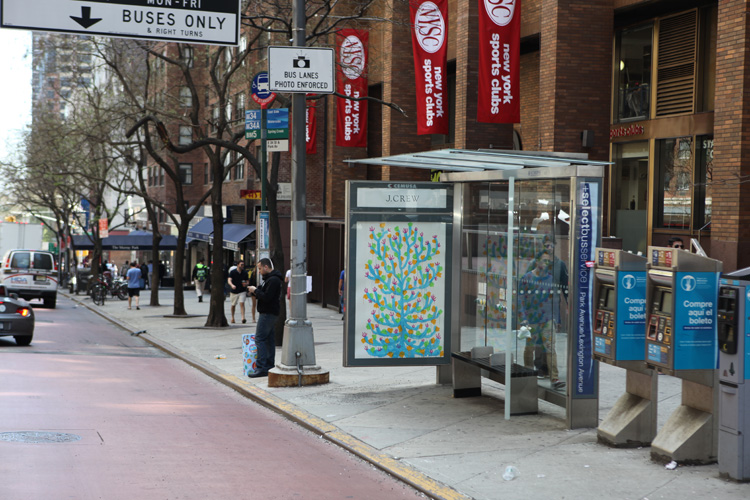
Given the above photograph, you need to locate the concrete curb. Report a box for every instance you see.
[62,291,470,500]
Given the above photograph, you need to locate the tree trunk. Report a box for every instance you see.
[150,233,161,306]
[171,229,188,316]
[205,160,228,327]
[266,172,286,345]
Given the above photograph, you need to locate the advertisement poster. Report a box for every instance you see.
[336,29,368,147]
[574,181,598,397]
[615,271,647,360]
[353,221,447,360]
[477,0,521,123]
[410,0,449,135]
[306,98,317,154]
[673,271,719,370]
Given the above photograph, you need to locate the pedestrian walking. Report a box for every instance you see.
[228,260,248,324]
[126,261,142,310]
[140,262,149,289]
[247,258,283,378]
[192,257,209,302]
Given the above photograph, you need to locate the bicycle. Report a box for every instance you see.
[91,281,107,306]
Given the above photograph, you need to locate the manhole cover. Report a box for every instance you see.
[0,431,82,444]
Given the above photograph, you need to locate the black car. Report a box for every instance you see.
[0,285,35,345]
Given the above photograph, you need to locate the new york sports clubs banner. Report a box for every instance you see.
[477,0,521,123]
[336,29,368,148]
[410,0,449,135]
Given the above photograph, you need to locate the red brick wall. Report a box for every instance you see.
[539,0,612,161]
[711,0,750,270]
[517,51,541,151]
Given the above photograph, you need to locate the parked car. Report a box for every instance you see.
[0,285,35,345]
[1,249,58,308]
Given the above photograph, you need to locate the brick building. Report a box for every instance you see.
[149,0,749,300]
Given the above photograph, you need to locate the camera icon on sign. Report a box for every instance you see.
[293,56,311,68]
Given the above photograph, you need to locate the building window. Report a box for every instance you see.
[181,46,194,68]
[223,153,232,183]
[235,93,245,121]
[612,141,649,254]
[159,166,164,186]
[180,86,192,107]
[204,162,209,185]
[211,106,219,133]
[616,24,652,122]
[235,159,244,181]
[695,135,713,231]
[179,126,192,145]
[655,137,692,230]
[179,163,193,185]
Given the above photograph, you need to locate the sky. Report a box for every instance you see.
[0,29,32,166]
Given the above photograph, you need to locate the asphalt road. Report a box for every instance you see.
[0,296,421,500]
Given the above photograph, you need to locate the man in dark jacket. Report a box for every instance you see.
[247,258,283,378]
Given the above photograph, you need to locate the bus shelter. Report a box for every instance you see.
[346,150,608,428]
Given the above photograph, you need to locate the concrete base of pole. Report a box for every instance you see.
[268,364,330,388]
[281,322,316,366]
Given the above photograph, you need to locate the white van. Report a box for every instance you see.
[1,249,58,308]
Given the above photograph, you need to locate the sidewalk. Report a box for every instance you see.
[67,290,748,500]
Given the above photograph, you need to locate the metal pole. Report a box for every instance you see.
[280,0,318,368]
[261,106,267,211]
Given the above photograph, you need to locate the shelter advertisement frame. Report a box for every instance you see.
[344,181,454,367]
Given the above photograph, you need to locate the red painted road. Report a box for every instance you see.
[0,298,420,500]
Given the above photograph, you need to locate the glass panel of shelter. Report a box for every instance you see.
[460,180,571,394]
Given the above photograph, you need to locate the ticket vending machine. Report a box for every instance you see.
[593,249,657,447]
[717,270,750,481]
[646,247,722,464]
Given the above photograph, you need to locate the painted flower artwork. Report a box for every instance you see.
[359,222,445,358]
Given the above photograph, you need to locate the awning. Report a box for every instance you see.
[72,233,178,251]
[211,223,256,251]
[187,218,214,242]
[345,148,612,176]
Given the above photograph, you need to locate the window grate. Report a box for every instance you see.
[656,10,697,116]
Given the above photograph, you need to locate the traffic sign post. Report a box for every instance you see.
[1,0,241,46]
[268,46,336,94]
[251,72,277,212]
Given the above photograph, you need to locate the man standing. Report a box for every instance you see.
[126,261,142,310]
[192,257,209,302]
[228,260,248,324]
[247,258,283,378]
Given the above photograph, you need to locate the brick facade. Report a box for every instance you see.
[711,0,750,269]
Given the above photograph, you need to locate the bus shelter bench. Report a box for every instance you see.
[451,350,538,415]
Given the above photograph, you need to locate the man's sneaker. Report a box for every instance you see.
[552,379,566,389]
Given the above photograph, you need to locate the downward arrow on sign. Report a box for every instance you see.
[71,6,102,29]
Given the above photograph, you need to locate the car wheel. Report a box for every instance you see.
[14,334,32,346]
[44,296,57,309]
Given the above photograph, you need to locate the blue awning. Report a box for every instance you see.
[187,218,214,242]
[210,224,256,251]
[72,233,178,251]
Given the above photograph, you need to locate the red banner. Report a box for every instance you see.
[477,0,521,123]
[410,0,449,135]
[306,99,317,155]
[336,29,368,148]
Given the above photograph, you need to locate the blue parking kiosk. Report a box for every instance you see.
[646,246,722,464]
[593,249,657,447]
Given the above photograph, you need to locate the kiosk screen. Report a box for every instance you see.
[605,287,615,310]
[660,291,672,313]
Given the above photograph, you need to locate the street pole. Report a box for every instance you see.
[270,0,329,386]
[260,106,267,211]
